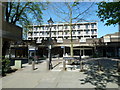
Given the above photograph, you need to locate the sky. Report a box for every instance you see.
[41,2,118,38]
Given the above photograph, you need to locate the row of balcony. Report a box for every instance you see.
[29,23,97,31]
[28,27,97,32]
[28,35,97,41]
[28,32,97,37]
[28,36,97,44]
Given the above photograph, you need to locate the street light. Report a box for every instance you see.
[47,18,54,70]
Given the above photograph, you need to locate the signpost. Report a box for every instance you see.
[28,45,38,70]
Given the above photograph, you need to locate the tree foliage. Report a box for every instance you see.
[97,2,120,26]
[5,2,48,27]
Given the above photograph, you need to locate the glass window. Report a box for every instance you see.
[46,27,48,30]
[65,26,67,29]
[91,24,95,28]
[65,37,68,39]
[54,26,56,30]
[72,25,75,29]
[78,25,80,29]
[42,26,44,30]
[41,31,44,35]
[47,32,49,35]
[78,31,81,34]
[86,30,89,34]
[57,26,59,29]
[73,31,76,35]
[65,31,67,35]
[65,31,69,35]
[86,24,89,29]
[34,32,37,35]
[91,29,94,34]
[54,32,56,35]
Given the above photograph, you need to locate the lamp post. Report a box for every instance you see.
[47,18,54,70]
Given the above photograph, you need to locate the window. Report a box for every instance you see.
[28,33,32,36]
[73,31,76,35]
[78,25,80,29]
[91,29,94,34]
[86,24,89,29]
[57,26,59,29]
[78,31,81,34]
[41,31,44,35]
[65,26,68,29]
[34,27,37,30]
[53,32,56,35]
[34,32,37,36]
[65,37,68,39]
[65,31,67,35]
[54,26,56,30]
[46,27,49,30]
[42,26,44,30]
[91,24,95,28]
[72,25,75,29]
[86,30,89,34]
[47,32,49,35]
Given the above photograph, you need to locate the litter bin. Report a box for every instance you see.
[15,60,22,69]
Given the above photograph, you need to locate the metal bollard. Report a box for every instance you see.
[32,61,35,70]
[80,61,83,72]
[118,61,120,72]
[63,60,66,71]
[46,60,49,70]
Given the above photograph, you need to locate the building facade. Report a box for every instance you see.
[27,22,98,44]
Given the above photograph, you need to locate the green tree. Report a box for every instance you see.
[97,2,120,30]
[5,2,48,26]
[2,2,48,57]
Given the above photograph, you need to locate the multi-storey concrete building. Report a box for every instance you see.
[27,22,98,44]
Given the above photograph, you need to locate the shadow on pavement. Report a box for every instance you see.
[79,59,119,89]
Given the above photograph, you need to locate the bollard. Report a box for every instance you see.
[63,60,66,71]
[118,61,120,72]
[32,61,35,70]
[80,61,83,72]
[46,60,49,70]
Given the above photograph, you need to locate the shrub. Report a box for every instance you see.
[2,58,11,76]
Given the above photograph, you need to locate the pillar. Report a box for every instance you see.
[63,60,66,71]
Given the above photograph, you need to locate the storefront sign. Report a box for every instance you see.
[104,36,111,42]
